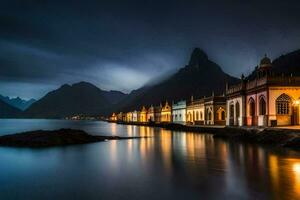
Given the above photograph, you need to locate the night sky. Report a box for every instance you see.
[1,0,300,99]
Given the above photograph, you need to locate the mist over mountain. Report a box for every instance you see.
[0,95,36,110]
[117,48,240,112]
[10,47,300,118]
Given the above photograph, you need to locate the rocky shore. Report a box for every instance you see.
[0,128,146,148]
[114,121,300,150]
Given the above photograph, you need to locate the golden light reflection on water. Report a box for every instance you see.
[115,123,300,199]
[160,129,172,173]
[269,155,279,194]
[111,123,117,135]
[292,161,300,197]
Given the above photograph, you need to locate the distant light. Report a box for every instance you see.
[293,163,300,174]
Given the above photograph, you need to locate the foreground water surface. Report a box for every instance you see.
[0,119,300,200]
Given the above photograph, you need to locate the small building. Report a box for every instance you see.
[186,96,205,125]
[139,106,147,122]
[186,95,226,125]
[161,101,172,123]
[132,110,138,122]
[226,55,300,127]
[204,95,226,125]
[172,100,186,124]
[126,112,133,122]
[110,113,117,121]
[154,104,162,123]
[117,112,124,121]
[147,105,155,122]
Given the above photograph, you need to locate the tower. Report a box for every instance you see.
[257,54,272,78]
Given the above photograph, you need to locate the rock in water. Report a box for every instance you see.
[0,128,145,148]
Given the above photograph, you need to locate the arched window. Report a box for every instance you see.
[235,102,240,119]
[200,112,203,120]
[230,103,234,118]
[196,111,199,120]
[206,108,210,120]
[249,98,255,116]
[276,94,291,115]
[208,112,212,120]
[259,97,266,115]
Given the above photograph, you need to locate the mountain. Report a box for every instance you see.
[103,90,128,105]
[24,82,127,118]
[0,95,36,110]
[272,49,300,76]
[0,99,22,118]
[118,48,240,111]
[246,49,300,80]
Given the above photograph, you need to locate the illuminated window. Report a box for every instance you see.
[276,94,291,115]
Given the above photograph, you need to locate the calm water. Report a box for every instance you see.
[0,119,300,200]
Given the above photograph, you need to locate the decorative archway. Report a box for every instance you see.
[216,107,226,121]
[235,101,240,126]
[248,98,256,126]
[229,102,234,126]
[259,96,266,115]
[196,111,199,121]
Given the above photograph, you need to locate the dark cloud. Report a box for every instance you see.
[1,0,300,99]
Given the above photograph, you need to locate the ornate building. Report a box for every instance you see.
[110,113,117,121]
[139,106,147,122]
[132,110,138,122]
[186,95,226,125]
[186,96,204,125]
[226,55,300,126]
[117,112,125,121]
[147,105,155,122]
[126,112,133,122]
[172,100,186,124]
[204,95,226,125]
[161,101,172,122]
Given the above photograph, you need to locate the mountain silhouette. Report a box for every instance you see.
[24,82,127,118]
[0,99,22,118]
[117,48,239,111]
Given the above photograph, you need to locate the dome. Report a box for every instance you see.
[259,54,272,68]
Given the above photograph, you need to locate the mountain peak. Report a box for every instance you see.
[188,48,209,67]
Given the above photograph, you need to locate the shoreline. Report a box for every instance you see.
[110,120,300,150]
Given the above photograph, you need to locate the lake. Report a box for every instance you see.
[0,119,300,200]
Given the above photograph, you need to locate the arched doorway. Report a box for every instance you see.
[221,111,225,120]
[235,102,240,126]
[248,98,256,126]
[259,97,266,115]
[229,103,234,126]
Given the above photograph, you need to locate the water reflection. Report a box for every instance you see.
[0,120,300,199]
[293,162,300,196]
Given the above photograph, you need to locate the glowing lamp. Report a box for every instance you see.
[294,99,300,106]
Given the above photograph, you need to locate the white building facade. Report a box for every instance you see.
[172,100,186,124]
